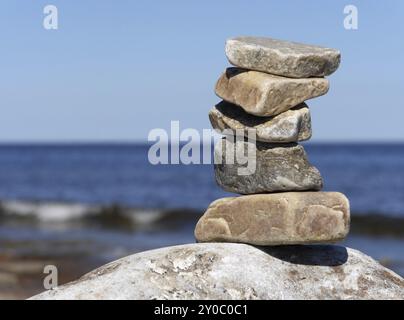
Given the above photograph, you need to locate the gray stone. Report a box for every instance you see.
[214,139,323,194]
[210,101,312,143]
[226,36,341,78]
[215,68,329,117]
[195,192,350,245]
[29,243,404,300]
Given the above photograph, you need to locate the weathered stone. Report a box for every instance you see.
[210,101,312,143]
[29,243,404,300]
[214,139,322,194]
[215,68,329,117]
[195,192,350,245]
[226,36,341,78]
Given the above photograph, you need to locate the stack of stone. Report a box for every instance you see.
[195,36,350,246]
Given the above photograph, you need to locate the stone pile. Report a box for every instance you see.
[29,37,404,301]
[195,36,350,245]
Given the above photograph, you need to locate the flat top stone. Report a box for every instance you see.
[30,243,404,300]
[226,36,341,78]
[231,36,339,57]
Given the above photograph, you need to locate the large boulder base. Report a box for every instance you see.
[30,243,404,300]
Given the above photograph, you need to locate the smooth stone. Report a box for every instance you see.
[226,36,341,78]
[215,68,329,117]
[209,101,312,143]
[29,243,404,300]
[195,192,350,245]
[214,139,323,194]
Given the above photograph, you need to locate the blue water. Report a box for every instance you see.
[1,143,404,284]
[0,143,403,216]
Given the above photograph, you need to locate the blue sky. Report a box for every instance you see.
[0,0,403,142]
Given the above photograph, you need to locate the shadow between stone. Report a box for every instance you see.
[254,244,348,267]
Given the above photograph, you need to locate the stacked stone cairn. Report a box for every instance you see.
[195,36,350,246]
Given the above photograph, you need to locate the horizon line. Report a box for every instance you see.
[0,139,403,146]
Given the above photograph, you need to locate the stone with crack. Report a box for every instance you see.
[215,68,329,117]
[209,101,312,143]
[214,138,323,194]
[194,192,350,245]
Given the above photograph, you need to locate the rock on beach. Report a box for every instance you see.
[195,192,350,245]
[214,139,323,194]
[225,36,341,78]
[215,68,329,117]
[209,101,312,143]
[30,243,404,300]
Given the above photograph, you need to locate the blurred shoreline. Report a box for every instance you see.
[1,199,404,238]
[1,143,404,299]
[1,199,404,299]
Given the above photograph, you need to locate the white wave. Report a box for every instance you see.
[1,201,97,222]
[0,200,172,226]
[124,209,164,225]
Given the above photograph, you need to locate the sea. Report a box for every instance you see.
[0,143,403,298]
